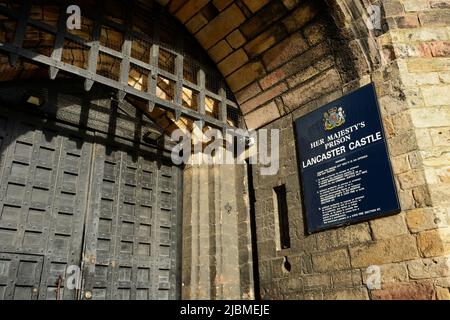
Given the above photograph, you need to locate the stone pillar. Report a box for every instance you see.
[182,163,254,300]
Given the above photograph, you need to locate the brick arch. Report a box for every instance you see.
[158,0,385,129]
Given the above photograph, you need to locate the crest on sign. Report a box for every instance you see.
[324,107,345,131]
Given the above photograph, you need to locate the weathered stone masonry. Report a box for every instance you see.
[241,1,450,300]
[161,0,450,300]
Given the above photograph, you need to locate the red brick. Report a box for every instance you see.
[241,82,288,114]
[430,41,450,57]
[371,282,436,300]
[259,69,287,90]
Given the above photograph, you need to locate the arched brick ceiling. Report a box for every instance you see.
[154,0,379,129]
[0,0,378,131]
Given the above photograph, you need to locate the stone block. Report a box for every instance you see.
[261,33,309,71]
[235,82,262,104]
[240,1,287,39]
[213,0,233,11]
[195,4,246,49]
[303,274,332,289]
[226,29,246,49]
[244,102,280,129]
[323,288,369,300]
[407,58,450,73]
[430,41,450,57]
[337,223,372,246]
[422,86,450,106]
[391,154,411,174]
[417,228,450,257]
[436,286,450,300]
[349,235,419,268]
[398,170,427,189]
[370,214,408,240]
[282,1,321,33]
[240,82,288,114]
[403,0,430,12]
[175,0,209,23]
[217,49,249,76]
[286,56,335,88]
[185,13,208,34]
[242,0,270,13]
[281,68,341,110]
[362,263,409,284]
[406,208,449,233]
[312,249,351,272]
[226,61,265,92]
[371,282,436,300]
[394,15,420,28]
[303,19,327,45]
[332,270,362,288]
[244,24,287,58]
[419,10,450,27]
[387,130,418,157]
[407,256,450,279]
[208,40,232,63]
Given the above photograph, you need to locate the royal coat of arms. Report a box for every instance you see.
[323,107,346,131]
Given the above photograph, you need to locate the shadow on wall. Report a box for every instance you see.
[0,80,171,164]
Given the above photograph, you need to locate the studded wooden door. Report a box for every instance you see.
[0,108,93,300]
[0,107,181,300]
[81,135,181,300]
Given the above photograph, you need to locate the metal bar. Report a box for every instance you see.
[0,44,229,127]
[0,4,244,109]
[10,0,31,66]
[49,4,68,79]
[197,69,206,115]
[147,10,160,113]
[0,1,240,129]
[117,1,134,102]
[84,1,104,91]
[148,44,159,114]
[219,88,227,123]
[174,55,183,109]
[174,32,184,121]
[99,45,123,59]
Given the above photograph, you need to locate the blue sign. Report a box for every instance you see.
[295,83,400,233]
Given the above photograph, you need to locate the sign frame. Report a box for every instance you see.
[294,83,401,234]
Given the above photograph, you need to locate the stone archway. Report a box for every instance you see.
[159,0,450,300]
[0,0,449,300]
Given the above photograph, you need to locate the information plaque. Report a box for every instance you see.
[295,83,400,233]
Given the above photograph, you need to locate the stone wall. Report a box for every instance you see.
[162,0,450,300]
[182,163,254,299]
[249,0,450,300]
